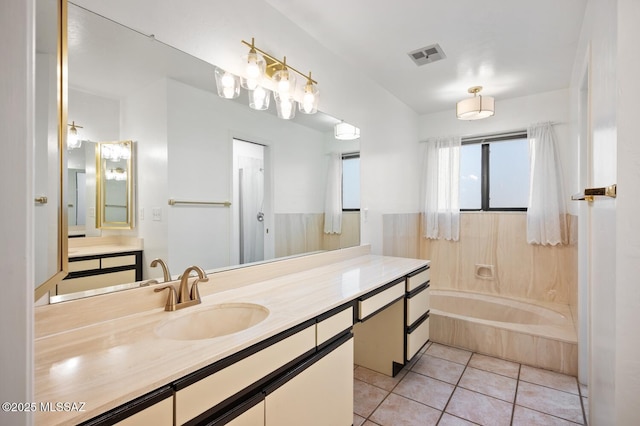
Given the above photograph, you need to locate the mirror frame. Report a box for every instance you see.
[34,0,69,301]
[96,140,135,230]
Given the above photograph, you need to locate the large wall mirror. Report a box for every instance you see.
[51,2,361,302]
[34,0,68,300]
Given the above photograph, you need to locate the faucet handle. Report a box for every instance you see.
[154,285,177,311]
[190,279,202,302]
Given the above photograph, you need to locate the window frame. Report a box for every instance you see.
[460,132,528,212]
[341,152,360,212]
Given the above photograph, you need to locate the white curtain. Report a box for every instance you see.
[420,136,461,241]
[527,122,568,245]
[324,152,342,234]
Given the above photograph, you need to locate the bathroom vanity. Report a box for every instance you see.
[34,246,430,425]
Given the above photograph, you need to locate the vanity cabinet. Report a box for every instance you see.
[79,387,173,426]
[57,250,142,295]
[405,265,430,361]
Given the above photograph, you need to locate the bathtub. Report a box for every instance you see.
[429,289,578,375]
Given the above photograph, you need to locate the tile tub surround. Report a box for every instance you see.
[429,290,578,375]
[354,342,588,426]
[34,246,428,425]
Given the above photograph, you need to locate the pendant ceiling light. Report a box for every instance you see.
[67,121,83,150]
[456,86,495,120]
[240,38,265,90]
[214,67,240,99]
[299,72,319,114]
[334,121,361,140]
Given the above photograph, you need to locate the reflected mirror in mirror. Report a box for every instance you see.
[58,3,361,302]
[97,141,134,229]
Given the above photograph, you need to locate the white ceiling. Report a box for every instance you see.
[265,0,587,115]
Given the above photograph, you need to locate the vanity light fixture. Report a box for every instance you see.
[67,121,83,150]
[334,121,361,140]
[456,86,495,120]
[105,167,127,181]
[214,66,240,99]
[101,142,131,162]
[213,38,319,119]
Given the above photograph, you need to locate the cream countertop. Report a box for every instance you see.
[67,236,143,258]
[35,253,428,425]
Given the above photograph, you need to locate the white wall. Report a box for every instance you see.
[0,0,34,424]
[418,89,576,207]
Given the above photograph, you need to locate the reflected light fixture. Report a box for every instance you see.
[456,86,495,120]
[214,67,240,99]
[67,121,83,150]
[334,121,361,140]
[275,94,296,120]
[249,86,271,111]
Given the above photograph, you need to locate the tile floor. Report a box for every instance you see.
[353,342,588,426]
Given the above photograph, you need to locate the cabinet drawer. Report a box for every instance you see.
[225,400,264,426]
[175,326,316,425]
[407,315,430,361]
[102,255,136,268]
[114,397,173,426]
[406,267,430,292]
[316,306,353,347]
[406,286,430,325]
[358,280,405,320]
[68,259,100,272]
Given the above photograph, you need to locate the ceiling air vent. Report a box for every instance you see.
[407,43,446,66]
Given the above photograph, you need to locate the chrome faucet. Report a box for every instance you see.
[150,258,172,282]
[154,265,208,311]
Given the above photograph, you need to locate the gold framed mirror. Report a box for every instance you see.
[34,0,69,301]
[96,140,135,229]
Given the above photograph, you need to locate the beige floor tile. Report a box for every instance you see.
[458,367,517,402]
[468,353,520,379]
[355,365,407,391]
[426,343,472,365]
[437,413,478,425]
[370,393,441,426]
[579,383,588,398]
[354,379,389,418]
[445,387,513,426]
[516,381,584,424]
[363,421,381,426]
[520,365,579,394]
[412,354,466,384]
[512,405,582,425]
[354,413,366,426]
[393,371,455,410]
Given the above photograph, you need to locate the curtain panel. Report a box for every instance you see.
[527,122,568,245]
[420,136,461,241]
[324,152,342,234]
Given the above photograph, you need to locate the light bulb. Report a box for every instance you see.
[278,78,290,96]
[246,52,260,79]
[221,72,235,88]
[302,92,315,114]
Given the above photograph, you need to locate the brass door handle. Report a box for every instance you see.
[35,196,48,204]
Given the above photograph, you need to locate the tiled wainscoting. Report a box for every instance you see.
[354,342,588,426]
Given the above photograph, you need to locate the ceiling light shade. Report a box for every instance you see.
[214,67,240,99]
[272,58,297,100]
[334,122,361,140]
[275,94,296,120]
[299,72,319,114]
[456,86,495,120]
[67,121,83,150]
[240,38,265,90]
[249,86,271,111]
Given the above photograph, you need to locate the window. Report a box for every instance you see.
[342,153,360,211]
[460,133,529,211]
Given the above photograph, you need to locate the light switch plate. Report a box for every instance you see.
[152,208,162,221]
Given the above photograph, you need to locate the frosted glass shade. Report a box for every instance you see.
[67,126,81,149]
[456,95,495,120]
[334,122,360,140]
[214,67,240,99]
[275,95,296,120]
[240,51,265,90]
[299,82,319,114]
[249,86,271,111]
[272,68,297,100]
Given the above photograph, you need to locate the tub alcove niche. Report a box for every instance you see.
[420,212,578,375]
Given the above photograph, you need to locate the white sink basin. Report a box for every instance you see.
[155,303,269,341]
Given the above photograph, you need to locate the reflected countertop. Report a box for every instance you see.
[35,253,428,425]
